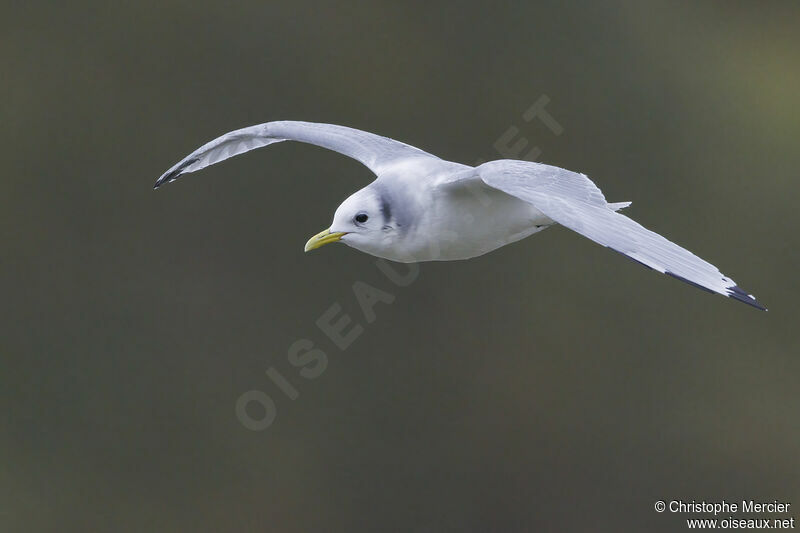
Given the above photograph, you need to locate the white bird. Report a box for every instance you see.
[155,120,765,310]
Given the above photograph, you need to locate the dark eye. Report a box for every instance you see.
[355,213,368,224]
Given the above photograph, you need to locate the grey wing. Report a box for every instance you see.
[474,160,765,310]
[154,120,438,188]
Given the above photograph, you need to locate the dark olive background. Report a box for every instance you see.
[2,2,799,532]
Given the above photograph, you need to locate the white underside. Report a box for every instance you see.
[354,184,553,263]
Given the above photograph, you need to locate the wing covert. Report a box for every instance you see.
[155,121,438,188]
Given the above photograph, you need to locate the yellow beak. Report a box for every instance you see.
[304,228,347,252]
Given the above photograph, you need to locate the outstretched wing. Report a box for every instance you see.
[154,120,438,188]
[474,160,765,310]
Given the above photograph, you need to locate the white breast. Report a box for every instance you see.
[393,181,553,262]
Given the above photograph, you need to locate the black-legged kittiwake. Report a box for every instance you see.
[155,121,765,310]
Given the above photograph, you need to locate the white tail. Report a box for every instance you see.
[608,201,632,211]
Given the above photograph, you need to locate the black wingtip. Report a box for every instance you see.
[664,272,767,311]
[726,285,768,311]
[153,158,198,190]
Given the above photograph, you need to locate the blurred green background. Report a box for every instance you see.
[2,1,798,531]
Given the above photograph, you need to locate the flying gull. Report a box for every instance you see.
[154,121,765,310]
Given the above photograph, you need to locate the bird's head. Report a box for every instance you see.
[304,185,401,257]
